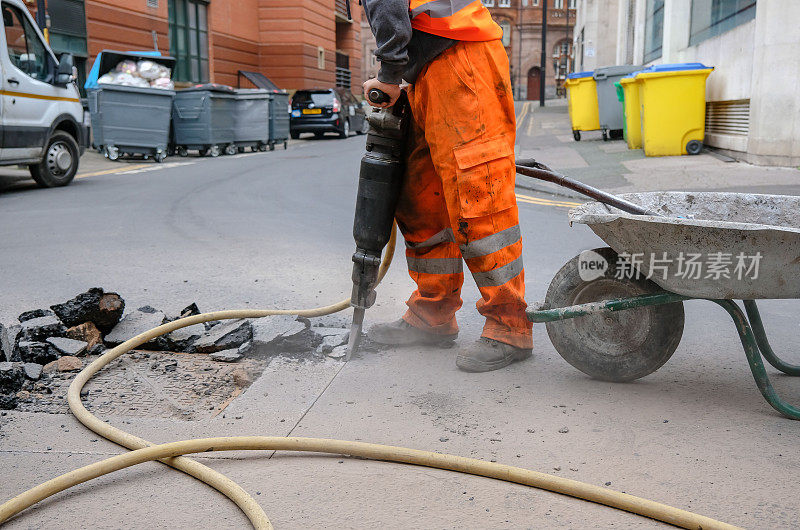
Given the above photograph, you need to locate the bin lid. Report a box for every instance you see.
[593,65,642,80]
[636,62,713,74]
[566,71,594,79]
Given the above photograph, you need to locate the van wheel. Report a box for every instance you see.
[30,132,80,188]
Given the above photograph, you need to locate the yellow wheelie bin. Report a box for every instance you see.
[619,73,643,149]
[635,63,714,156]
[564,71,600,141]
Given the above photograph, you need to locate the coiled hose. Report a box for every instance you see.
[0,228,739,529]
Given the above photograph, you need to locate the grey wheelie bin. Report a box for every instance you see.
[87,51,176,162]
[268,91,290,150]
[172,85,237,157]
[233,89,270,153]
[593,65,641,141]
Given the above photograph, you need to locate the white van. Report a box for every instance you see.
[1,0,87,187]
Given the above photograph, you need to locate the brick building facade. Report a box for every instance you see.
[26,0,363,92]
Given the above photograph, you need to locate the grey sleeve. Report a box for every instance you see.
[363,0,412,84]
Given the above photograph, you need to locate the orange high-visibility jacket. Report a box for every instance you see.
[410,0,503,41]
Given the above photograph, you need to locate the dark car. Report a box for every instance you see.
[290,88,369,139]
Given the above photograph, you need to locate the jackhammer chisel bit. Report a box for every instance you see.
[346,90,409,360]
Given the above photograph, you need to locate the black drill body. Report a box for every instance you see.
[348,93,410,356]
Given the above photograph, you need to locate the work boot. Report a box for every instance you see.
[456,338,532,373]
[369,319,457,347]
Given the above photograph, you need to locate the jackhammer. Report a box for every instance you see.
[347,89,410,358]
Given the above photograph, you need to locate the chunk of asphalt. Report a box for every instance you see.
[65,322,103,349]
[19,315,67,342]
[210,350,243,363]
[46,337,88,357]
[194,319,253,354]
[327,344,348,359]
[164,324,206,353]
[22,362,43,381]
[18,341,59,365]
[18,309,56,323]
[0,362,25,395]
[313,327,350,355]
[249,316,309,355]
[50,288,125,333]
[0,324,20,362]
[105,309,167,349]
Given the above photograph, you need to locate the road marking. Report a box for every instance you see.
[526,109,536,137]
[516,192,582,209]
[515,101,531,132]
[76,164,151,179]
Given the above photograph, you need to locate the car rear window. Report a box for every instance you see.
[294,91,334,107]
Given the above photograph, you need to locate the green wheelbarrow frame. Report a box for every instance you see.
[528,293,800,420]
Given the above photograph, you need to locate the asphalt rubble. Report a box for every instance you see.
[0,288,357,411]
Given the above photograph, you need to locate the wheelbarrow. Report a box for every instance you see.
[516,161,800,420]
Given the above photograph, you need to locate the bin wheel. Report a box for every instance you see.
[283,140,288,150]
[225,144,237,156]
[686,140,703,155]
[544,247,685,383]
[208,145,221,158]
[177,147,189,157]
[269,142,276,151]
[573,131,581,141]
[154,151,167,163]
[258,143,268,152]
[602,129,609,141]
[104,145,120,161]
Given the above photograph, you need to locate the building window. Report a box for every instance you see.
[169,0,209,83]
[554,0,564,8]
[498,0,511,7]
[532,0,539,5]
[690,0,756,46]
[644,0,664,62]
[482,0,495,6]
[499,20,512,46]
[317,47,326,69]
[568,0,576,8]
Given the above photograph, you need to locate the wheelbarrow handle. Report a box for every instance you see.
[515,160,661,217]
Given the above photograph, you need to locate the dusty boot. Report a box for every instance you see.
[369,319,457,347]
[456,338,532,373]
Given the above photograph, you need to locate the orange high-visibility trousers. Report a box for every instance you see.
[397,39,533,349]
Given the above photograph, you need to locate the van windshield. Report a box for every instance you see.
[293,91,334,107]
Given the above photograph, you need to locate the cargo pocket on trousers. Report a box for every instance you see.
[453,135,517,219]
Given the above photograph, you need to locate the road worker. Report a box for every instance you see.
[361,0,533,372]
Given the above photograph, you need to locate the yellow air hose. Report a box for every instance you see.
[0,228,740,530]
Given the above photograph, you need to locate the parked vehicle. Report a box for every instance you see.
[290,88,368,139]
[1,0,87,187]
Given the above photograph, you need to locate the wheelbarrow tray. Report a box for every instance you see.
[569,191,800,299]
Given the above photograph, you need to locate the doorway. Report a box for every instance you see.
[527,67,541,101]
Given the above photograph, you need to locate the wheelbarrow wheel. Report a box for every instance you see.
[544,247,685,383]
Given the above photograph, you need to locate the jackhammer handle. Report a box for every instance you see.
[368,89,391,105]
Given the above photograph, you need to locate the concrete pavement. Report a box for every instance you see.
[0,104,798,528]
[515,100,800,198]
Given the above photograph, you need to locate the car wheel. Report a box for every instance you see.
[30,132,80,188]
[339,120,350,139]
[357,118,369,135]
[290,131,300,140]
[314,132,325,139]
